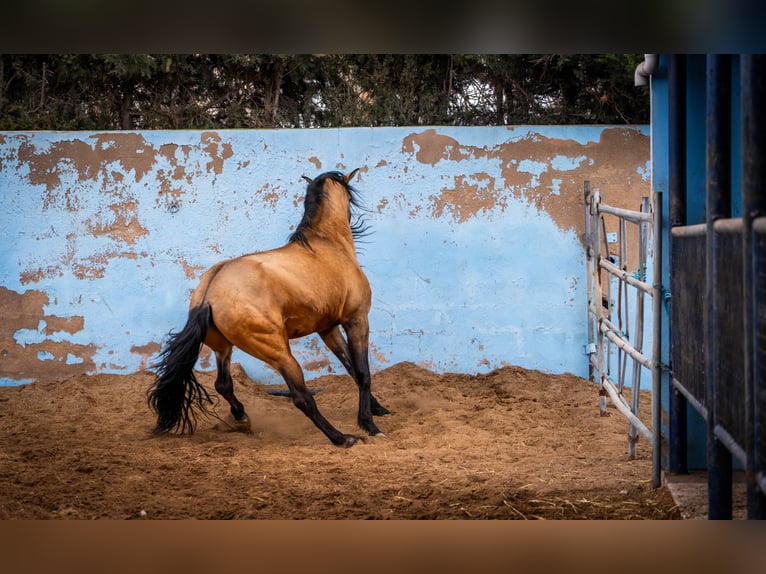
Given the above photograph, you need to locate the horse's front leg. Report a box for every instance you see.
[331,320,386,437]
[320,326,390,420]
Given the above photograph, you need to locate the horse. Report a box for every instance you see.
[147,169,389,447]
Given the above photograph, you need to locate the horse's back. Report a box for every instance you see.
[191,244,370,341]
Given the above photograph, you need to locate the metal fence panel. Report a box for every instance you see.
[670,225,707,405]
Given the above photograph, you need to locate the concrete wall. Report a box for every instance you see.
[0,126,650,386]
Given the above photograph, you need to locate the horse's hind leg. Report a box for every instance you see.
[278,353,361,447]
[214,346,251,433]
[250,336,360,447]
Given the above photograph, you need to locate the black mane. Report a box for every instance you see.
[288,171,369,247]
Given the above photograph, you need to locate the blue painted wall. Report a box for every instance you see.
[1,126,650,386]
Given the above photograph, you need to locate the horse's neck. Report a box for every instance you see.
[307,197,358,257]
[307,223,358,260]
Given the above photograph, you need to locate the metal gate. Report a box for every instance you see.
[665,54,766,519]
[584,181,663,487]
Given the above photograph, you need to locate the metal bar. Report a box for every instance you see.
[602,377,654,444]
[706,54,734,520]
[741,54,766,518]
[755,217,766,500]
[668,54,689,476]
[597,202,653,224]
[651,192,663,488]
[618,216,627,394]
[713,424,747,467]
[600,319,653,371]
[672,377,709,421]
[585,181,596,384]
[599,204,614,402]
[670,222,706,238]
[629,197,650,460]
[669,54,687,228]
[714,217,743,234]
[598,258,654,295]
[593,190,609,417]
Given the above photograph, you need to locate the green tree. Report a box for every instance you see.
[0,54,649,130]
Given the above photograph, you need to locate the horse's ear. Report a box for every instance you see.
[301,175,313,184]
[344,168,360,184]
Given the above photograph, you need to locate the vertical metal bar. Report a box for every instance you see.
[585,181,596,384]
[593,190,609,417]
[669,55,688,228]
[754,217,766,513]
[668,54,688,474]
[652,192,664,488]
[618,217,629,395]
[706,54,733,519]
[629,197,650,460]
[602,214,613,384]
[741,54,766,519]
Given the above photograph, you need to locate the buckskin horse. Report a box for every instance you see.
[147,169,389,447]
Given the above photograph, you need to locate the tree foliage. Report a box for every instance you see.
[0,54,649,130]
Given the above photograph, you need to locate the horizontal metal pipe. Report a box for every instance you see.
[598,257,655,295]
[600,319,654,371]
[713,217,743,234]
[670,222,707,238]
[713,424,747,466]
[602,377,654,443]
[598,202,654,224]
[672,377,709,421]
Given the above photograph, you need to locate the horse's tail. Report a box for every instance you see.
[147,304,215,435]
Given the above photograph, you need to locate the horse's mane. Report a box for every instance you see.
[288,171,369,247]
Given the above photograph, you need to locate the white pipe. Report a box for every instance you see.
[634,54,659,86]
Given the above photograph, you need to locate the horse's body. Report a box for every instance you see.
[148,169,388,447]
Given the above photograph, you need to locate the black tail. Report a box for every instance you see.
[147,304,215,434]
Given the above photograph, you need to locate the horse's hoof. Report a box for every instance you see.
[372,432,386,438]
[361,422,383,436]
[340,434,361,448]
[234,418,252,434]
[215,415,252,434]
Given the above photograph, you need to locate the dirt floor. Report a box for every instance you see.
[0,361,680,519]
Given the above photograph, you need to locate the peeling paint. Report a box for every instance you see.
[200,131,234,175]
[130,342,161,370]
[402,129,474,165]
[0,286,97,382]
[2,126,649,386]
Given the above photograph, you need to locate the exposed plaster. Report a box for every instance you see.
[0,286,97,380]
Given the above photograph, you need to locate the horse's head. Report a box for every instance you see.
[301,168,359,187]
[290,169,367,247]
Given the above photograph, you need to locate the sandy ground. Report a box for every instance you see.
[0,361,679,519]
